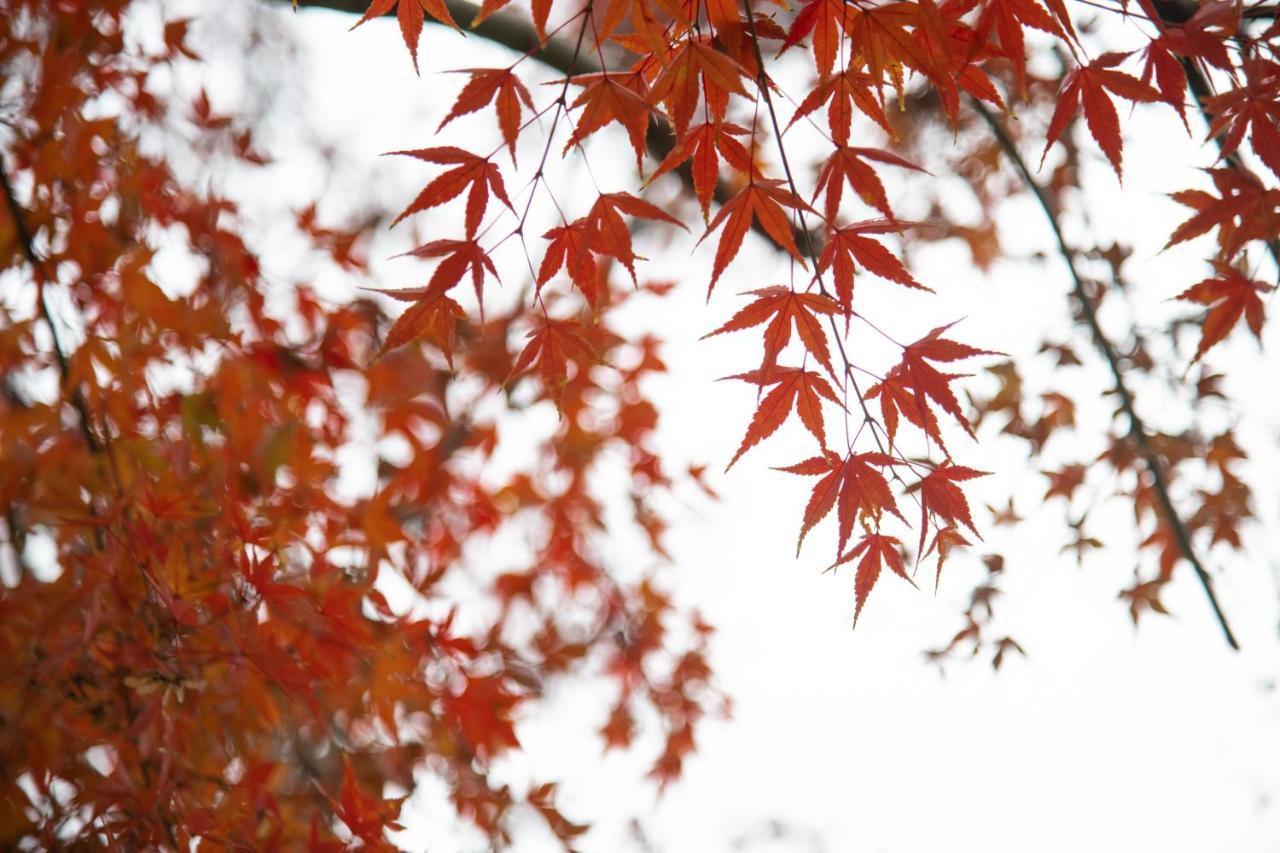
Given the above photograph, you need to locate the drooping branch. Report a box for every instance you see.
[970,99,1240,651]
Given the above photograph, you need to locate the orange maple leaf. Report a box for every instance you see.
[701,179,813,295]
[723,367,841,467]
[704,286,841,379]
[830,532,913,624]
[388,147,512,234]
[439,68,534,161]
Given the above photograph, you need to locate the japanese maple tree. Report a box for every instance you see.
[2,0,1277,847]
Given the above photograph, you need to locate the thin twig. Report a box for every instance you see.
[971,98,1239,650]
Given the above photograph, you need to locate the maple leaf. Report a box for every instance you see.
[354,0,458,73]
[915,463,987,558]
[510,318,598,400]
[439,68,534,161]
[781,0,855,77]
[587,191,686,281]
[1043,462,1087,501]
[1166,168,1280,257]
[924,524,970,591]
[1042,52,1160,178]
[972,0,1072,94]
[1210,66,1280,177]
[812,147,924,221]
[1176,265,1271,361]
[701,179,813,295]
[371,290,465,362]
[777,450,904,552]
[397,238,499,308]
[650,122,754,220]
[1139,37,1189,127]
[866,323,997,450]
[723,367,841,467]
[830,532,912,624]
[444,674,521,759]
[649,38,750,137]
[703,286,840,378]
[817,219,927,315]
[992,636,1026,670]
[562,70,658,169]
[1119,574,1170,625]
[472,0,554,39]
[388,147,512,234]
[329,758,405,849]
[789,69,890,146]
[538,218,598,299]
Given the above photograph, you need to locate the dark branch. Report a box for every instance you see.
[970,99,1240,651]
[0,153,101,453]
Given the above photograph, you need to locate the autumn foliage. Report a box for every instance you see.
[2,0,1277,846]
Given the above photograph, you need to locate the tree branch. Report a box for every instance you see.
[0,152,101,453]
[970,99,1240,650]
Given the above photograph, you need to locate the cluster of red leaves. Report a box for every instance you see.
[4,0,1278,842]
[352,0,1277,665]
[0,3,720,847]
[353,0,1276,698]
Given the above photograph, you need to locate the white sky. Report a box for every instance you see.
[187,3,1280,850]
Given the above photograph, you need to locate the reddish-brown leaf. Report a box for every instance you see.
[724,367,841,467]
[439,68,534,161]
[777,450,903,552]
[916,463,988,557]
[704,286,840,378]
[817,219,927,315]
[1042,53,1160,178]
[388,147,512,234]
[866,323,997,449]
[355,0,459,73]
[1177,265,1271,361]
[701,179,813,295]
[812,147,924,221]
[650,123,753,220]
[830,533,912,624]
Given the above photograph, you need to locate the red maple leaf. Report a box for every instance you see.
[1042,52,1160,178]
[1176,264,1271,361]
[867,323,997,450]
[777,450,904,552]
[388,147,512,235]
[817,219,927,316]
[355,0,459,73]
[439,68,535,161]
[830,532,913,624]
[703,286,841,378]
[724,367,841,467]
[701,179,813,295]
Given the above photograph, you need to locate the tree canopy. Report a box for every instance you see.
[1,0,1277,847]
